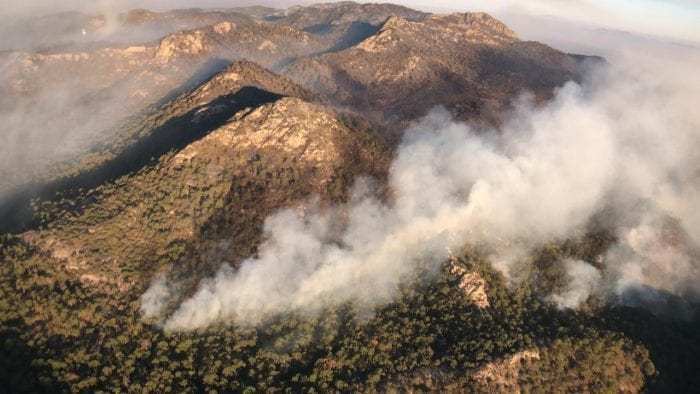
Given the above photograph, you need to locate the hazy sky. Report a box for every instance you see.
[0,0,698,43]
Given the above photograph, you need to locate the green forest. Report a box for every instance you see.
[2,224,699,392]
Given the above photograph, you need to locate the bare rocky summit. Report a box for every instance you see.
[270,1,427,28]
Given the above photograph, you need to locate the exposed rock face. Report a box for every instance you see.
[3,16,322,101]
[472,350,541,393]
[449,262,490,308]
[157,21,323,68]
[156,30,210,61]
[213,21,234,34]
[266,1,429,53]
[427,13,518,44]
[0,2,599,274]
[0,7,260,52]
[173,97,371,177]
[0,4,667,393]
[1,14,329,102]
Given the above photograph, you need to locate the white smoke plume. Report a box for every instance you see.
[549,259,602,310]
[142,50,700,331]
[608,214,700,301]
[140,274,174,320]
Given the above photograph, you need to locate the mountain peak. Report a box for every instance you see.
[356,15,412,52]
[155,29,210,61]
[428,12,518,42]
[382,15,411,30]
[186,60,312,105]
[357,11,518,54]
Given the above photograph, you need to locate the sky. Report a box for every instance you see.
[401,0,700,43]
[0,0,698,43]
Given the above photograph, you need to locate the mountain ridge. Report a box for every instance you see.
[284,10,590,137]
[3,3,689,392]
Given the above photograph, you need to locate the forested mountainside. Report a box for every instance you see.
[1,2,698,392]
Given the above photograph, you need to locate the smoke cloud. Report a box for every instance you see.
[142,49,700,331]
[549,259,602,310]
[2,1,697,331]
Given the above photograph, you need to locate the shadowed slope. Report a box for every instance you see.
[0,61,313,233]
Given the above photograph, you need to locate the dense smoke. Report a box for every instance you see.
[142,51,700,331]
[549,259,602,310]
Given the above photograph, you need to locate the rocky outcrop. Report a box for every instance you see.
[472,350,541,392]
[449,262,490,308]
[156,30,211,61]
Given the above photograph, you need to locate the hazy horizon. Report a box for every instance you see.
[1,0,698,46]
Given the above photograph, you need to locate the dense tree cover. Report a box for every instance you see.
[0,97,692,392]
[1,156,696,393]
[1,232,668,393]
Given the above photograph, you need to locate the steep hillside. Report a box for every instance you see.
[19,95,386,291]
[3,3,695,393]
[1,60,330,232]
[285,13,590,136]
[0,55,659,393]
[5,59,382,283]
[0,4,596,189]
[0,19,328,194]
